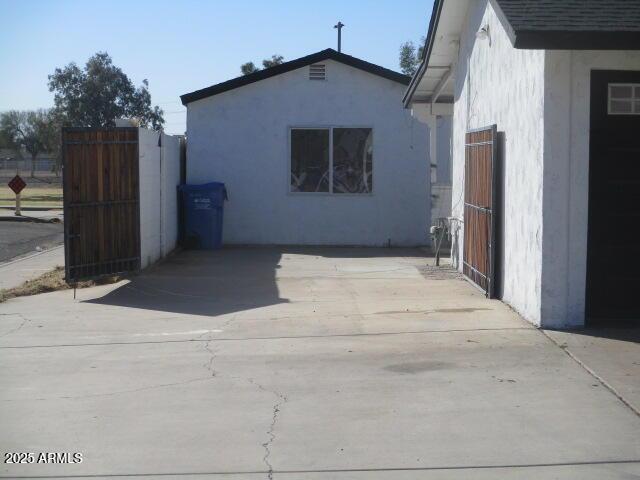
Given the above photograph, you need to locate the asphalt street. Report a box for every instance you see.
[0,221,64,263]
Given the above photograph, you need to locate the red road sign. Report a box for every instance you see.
[8,175,26,195]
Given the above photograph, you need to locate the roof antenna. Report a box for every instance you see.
[334,21,345,52]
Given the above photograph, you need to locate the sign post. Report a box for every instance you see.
[8,175,26,216]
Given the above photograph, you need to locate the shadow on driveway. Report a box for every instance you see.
[85,246,434,317]
[86,248,288,317]
[546,327,640,345]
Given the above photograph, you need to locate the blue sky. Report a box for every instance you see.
[0,0,432,135]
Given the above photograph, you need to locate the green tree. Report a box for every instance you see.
[240,54,285,75]
[240,62,259,75]
[48,52,164,130]
[42,111,63,176]
[0,110,54,177]
[399,38,425,76]
[262,54,284,69]
[0,121,19,152]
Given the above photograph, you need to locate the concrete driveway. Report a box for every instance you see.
[1,248,639,479]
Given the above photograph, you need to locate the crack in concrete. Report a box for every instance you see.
[198,315,238,378]
[0,313,29,338]
[6,310,290,478]
[4,315,245,402]
[244,377,288,480]
[195,318,288,480]
[203,336,218,377]
[195,312,288,480]
[194,329,218,377]
[1,376,213,402]
[540,329,640,418]
[262,402,281,480]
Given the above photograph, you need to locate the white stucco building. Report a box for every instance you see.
[181,49,431,247]
[405,0,640,328]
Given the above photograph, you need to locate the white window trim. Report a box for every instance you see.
[607,83,640,115]
[288,126,374,196]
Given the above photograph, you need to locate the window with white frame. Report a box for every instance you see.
[608,84,640,115]
[290,127,373,194]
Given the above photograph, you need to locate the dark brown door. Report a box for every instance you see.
[463,125,498,297]
[587,71,640,324]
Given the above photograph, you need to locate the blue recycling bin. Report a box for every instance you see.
[178,182,228,249]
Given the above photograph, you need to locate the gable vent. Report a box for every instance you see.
[309,64,326,80]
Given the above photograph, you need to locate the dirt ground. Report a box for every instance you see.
[0,266,118,303]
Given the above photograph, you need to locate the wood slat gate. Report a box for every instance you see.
[463,125,498,297]
[63,127,141,282]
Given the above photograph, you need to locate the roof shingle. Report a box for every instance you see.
[496,0,640,32]
[492,0,640,48]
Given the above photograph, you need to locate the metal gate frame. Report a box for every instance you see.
[463,124,498,298]
[62,127,141,283]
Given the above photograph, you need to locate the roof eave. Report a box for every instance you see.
[403,0,445,108]
[513,30,640,50]
[402,58,428,107]
[181,49,410,105]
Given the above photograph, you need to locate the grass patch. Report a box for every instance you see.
[0,186,63,207]
[0,266,121,303]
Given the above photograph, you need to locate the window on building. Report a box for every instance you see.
[608,84,640,115]
[290,129,330,192]
[290,127,373,194]
[332,128,373,194]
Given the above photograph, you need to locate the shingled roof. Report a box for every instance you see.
[403,0,640,106]
[492,0,640,48]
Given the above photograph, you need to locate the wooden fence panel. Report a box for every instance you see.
[63,127,140,282]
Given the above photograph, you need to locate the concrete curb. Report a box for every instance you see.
[0,205,62,211]
[0,215,61,224]
[0,244,64,269]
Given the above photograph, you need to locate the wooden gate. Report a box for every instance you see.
[63,127,140,282]
[463,125,498,297]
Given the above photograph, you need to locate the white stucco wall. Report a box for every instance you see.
[161,134,181,257]
[542,50,640,328]
[451,0,546,324]
[432,185,452,222]
[451,1,640,327]
[139,129,182,268]
[186,59,429,246]
[436,115,453,186]
[410,104,454,188]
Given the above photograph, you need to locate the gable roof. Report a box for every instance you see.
[403,0,640,107]
[492,0,640,49]
[181,49,410,105]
